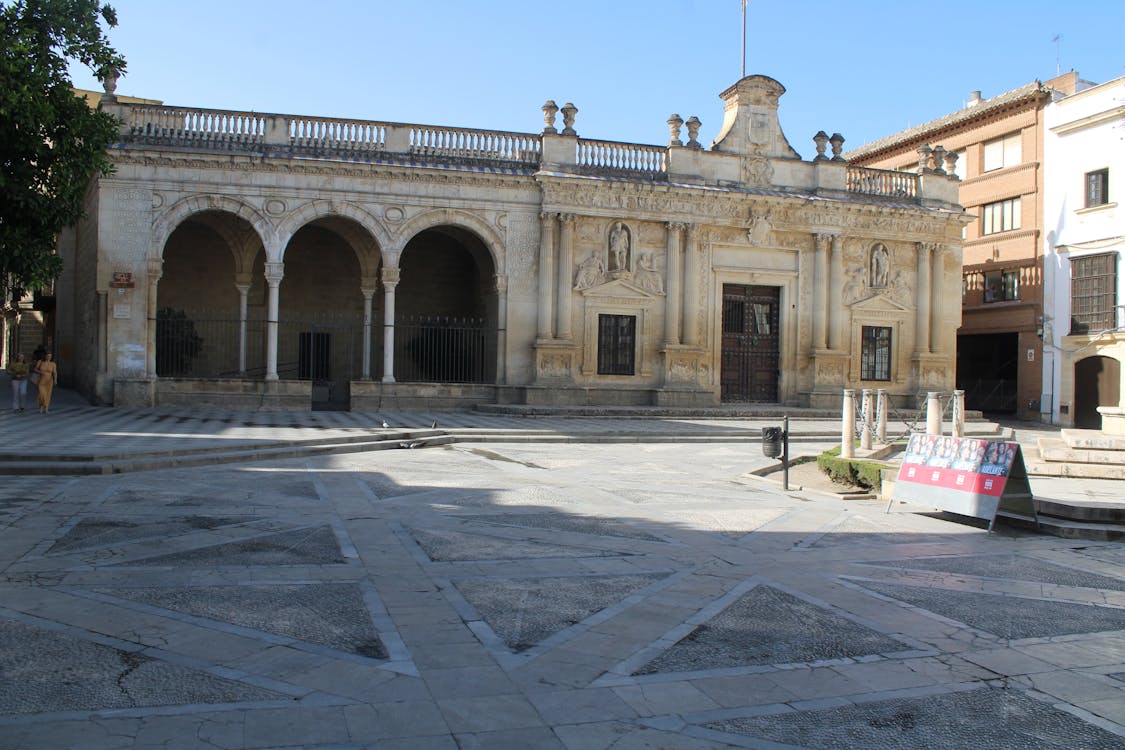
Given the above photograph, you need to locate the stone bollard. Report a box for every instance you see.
[841,389,856,459]
[926,391,943,436]
[951,389,965,438]
[876,388,888,443]
[860,389,874,450]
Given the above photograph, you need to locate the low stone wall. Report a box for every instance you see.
[154,378,312,411]
[350,382,498,412]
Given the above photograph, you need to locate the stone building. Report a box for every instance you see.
[57,74,966,411]
[847,73,1091,421]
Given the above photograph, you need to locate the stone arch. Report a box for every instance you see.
[277,200,389,274]
[393,208,503,272]
[152,195,273,261]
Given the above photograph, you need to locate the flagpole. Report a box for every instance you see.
[741,1,747,78]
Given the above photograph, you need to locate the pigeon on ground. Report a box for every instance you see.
[381,419,390,428]
[430,420,437,429]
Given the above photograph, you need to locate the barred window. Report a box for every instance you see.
[1070,253,1118,333]
[597,314,636,375]
[860,326,892,381]
[981,198,1021,235]
[1086,169,1109,208]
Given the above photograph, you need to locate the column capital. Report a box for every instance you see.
[264,262,284,283]
[540,211,558,223]
[381,265,401,285]
[666,221,687,233]
[494,273,508,293]
[918,241,936,257]
[558,212,576,226]
[146,258,164,280]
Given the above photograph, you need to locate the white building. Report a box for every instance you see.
[1043,76,1125,429]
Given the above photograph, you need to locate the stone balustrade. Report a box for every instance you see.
[845,166,919,199]
[114,101,957,205]
[576,139,667,174]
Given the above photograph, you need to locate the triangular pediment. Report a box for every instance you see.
[580,278,657,299]
[850,291,912,312]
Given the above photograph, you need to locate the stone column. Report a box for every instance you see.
[264,262,283,381]
[145,259,163,379]
[929,244,944,354]
[814,233,829,350]
[234,274,251,376]
[495,273,508,385]
[926,391,942,435]
[381,266,400,383]
[841,388,856,459]
[829,235,844,350]
[537,212,556,340]
[360,283,377,381]
[952,389,965,438]
[915,243,932,356]
[665,222,684,345]
[876,388,889,443]
[556,213,575,339]
[681,224,699,346]
[860,388,874,450]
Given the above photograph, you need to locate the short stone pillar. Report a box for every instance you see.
[876,388,889,443]
[926,391,943,436]
[951,389,965,438]
[860,388,874,450]
[841,389,856,459]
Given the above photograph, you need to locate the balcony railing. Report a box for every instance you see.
[846,166,919,199]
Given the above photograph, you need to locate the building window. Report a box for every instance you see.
[1070,253,1118,333]
[981,197,1021,235]
[983,270,1019,303]
[860,326,892,381]
[598,314,636,375]
[982,132,1021,172]
[1086,169,1109,208]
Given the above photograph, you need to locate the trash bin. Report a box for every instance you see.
[761,426,784,458]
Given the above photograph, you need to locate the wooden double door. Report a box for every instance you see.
[721,284,780,402]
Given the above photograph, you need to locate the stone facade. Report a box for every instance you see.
[61,75,966,410]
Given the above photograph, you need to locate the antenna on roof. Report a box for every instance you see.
[1052,34,1062,76]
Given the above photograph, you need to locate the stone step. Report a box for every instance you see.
[1035,497,1125,524]
[1037,437,1125,465]
[1060,428,1125,451]
[1023,450,1125,479]
[1000,512,1125,542]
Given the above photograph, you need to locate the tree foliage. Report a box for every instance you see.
[1,0,125,302]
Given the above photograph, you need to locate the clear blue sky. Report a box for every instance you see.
[69,0,1124,158]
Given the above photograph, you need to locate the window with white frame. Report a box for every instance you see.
[982,132,1021,172]
[981,197,1021,235]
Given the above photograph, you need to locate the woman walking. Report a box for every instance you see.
[35,351,57,414]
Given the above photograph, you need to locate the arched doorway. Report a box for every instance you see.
[157,212,265,379]
[280,218,378,410]
[395,227,497,383]
[1074,355,1120,429]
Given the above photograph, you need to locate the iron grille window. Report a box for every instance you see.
[1070,253,1118,333]
[597,314,636,375]
[981,197,1021,235]
[860,326,892,381]
[1086,169,1109,208]
[298,332,330,379]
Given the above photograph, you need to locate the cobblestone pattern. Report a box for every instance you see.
[870,553,1125,591]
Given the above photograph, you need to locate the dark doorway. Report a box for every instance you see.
[957,333,1018,413]
[1074,356,1120,429]
[721,284,780,402]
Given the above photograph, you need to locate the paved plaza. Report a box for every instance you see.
[1,400,1125,748]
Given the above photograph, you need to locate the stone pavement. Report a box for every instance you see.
[1,397,1125,748]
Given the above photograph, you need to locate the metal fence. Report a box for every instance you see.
[155,310,267,378]
[393,315,494,383]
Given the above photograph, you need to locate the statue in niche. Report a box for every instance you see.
[747,204,773,245]
[574,251,605,291]
[609,222,631,272]
[636,252,664,294]
[869,244,890,288]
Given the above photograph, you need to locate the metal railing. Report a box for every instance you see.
[393,315,494,383]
